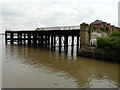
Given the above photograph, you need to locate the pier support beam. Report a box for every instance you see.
[33,33,37,46]
[65,35,68,54]
[41,35,43,46]
[51,36,53,50]
[10,32,13,44]
[72,35,74,55]
[5,32,7,44]
[59,35,61,52]
[19,33,22,45]
[28,33,31,46]
[77,35,79,54]
[24,33,26,45]
[17,33,19,45]
[54,35,56,51]
[47,35,50,49]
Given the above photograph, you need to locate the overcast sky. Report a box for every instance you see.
[0,0,120,32]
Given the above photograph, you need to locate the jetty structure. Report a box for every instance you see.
[5,20,120,54]
[5,24,89,54]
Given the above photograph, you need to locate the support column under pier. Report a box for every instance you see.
[28,33,31,46]
[51,36,53,50]
[10,32,13,44]
[59,35,61,52]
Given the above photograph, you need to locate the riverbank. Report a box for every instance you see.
[78,48,120,63]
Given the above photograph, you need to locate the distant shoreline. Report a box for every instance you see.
[0,33,5,35]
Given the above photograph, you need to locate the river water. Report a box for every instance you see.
[1,35,119,88]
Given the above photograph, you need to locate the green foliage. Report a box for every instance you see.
[82,22,87,24]
[41,29,44,31]
[100,26,105,31]
[91,26,97,30]
[97,31,120,52]
[110,31,120,37]
[100,26,109,32]
[90,26,109,33]
[105,26,109,32]
[92,43,97,47]
[92,26,97,30]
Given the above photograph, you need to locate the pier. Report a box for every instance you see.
[5,24,90,55]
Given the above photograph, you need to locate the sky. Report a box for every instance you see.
[118,1,120,27]
[0,0,120,32]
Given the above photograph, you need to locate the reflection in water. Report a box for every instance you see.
[3,44,118,88]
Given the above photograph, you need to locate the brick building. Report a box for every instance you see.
[90,20,120,33]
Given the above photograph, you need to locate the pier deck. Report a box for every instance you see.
[5,30,80,53]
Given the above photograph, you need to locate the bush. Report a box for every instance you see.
[110,31,120,37]
[105,26,109,32]
[97,31,120,52]
[82,22,87,24]
[100,26,105,32]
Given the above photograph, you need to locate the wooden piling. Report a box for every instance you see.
[10,32,13,44]
[77,35,79,54]
[5,32,7,44]
[33,32,37,46]
[54,35,56,51]
[28,33,31,46]
[51,36,53,50]
[72,35,74,55]
[59,35,61,52]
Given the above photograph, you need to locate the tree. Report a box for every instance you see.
[100,26,105,31]
[105,26,109,32]
[82,22,87,24]
[97,31,120,52]
[110,31,120,37]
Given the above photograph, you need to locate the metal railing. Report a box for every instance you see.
[36,25,80,31]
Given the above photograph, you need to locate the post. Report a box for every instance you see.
[51,36,53,49]
[38,34,40,46]
[19,33,22,45]
[47,35,50,49]
[24,33,26,45]
[28,33,31,46]
[5,32,7,44]
[72,35,74,55]
[10,32,13,44]
[41,35,43,46]
[59,35,61,52]
[65,35,68,54]
[45,36,47,46]
[54,35,56,51]
[77,35,79,54]
[33,32,37,46]
[17,33,20,45]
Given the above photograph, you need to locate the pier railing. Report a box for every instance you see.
[36,25,80,31]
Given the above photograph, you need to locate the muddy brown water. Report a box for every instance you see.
[1,35,119,88]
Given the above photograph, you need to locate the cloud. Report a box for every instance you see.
[1,0,119,32]
[2,0,94,31]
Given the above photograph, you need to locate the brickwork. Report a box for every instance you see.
[80,24,89,48]
[90,20,120,33]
